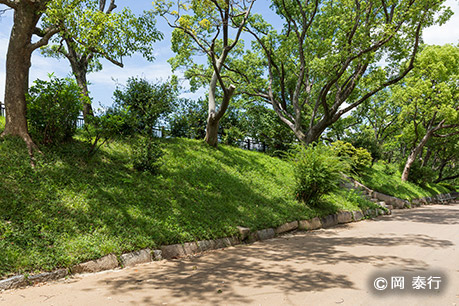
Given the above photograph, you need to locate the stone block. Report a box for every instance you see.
[320,214,339,228]
[247,232,259,243]
[72,254,119,274]
[352,210,364,221]
[237,226,250,240]
[183,242,199,255]
[153,250,163,261]
[257,228,275,240]
[275,221,299,234]
[337,211,353,224]
[120,249,152,267]
[27,269,68,285]
[298,217,322,230]
[160,244,186,259]
[0,275,25,291]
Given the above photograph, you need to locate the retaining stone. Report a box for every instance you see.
[27,269,68,285]
[298,217,322,230]
[183,242,200,255]
[197,240,216,252]
[257,228,275,240]
[227,236,241,246]
[0,275,25,291]
[337,211,353,224]
[72,254,118,274]
[237,226,250,240]
[275,221,299,234]
[214,238,232,249]
[352,210,365,221]
[153,250,163,261]
[161,244,186,259]
[364,209,378,218]
[247,232,259,243]
[320,214,339,228]
[120,249,152,267]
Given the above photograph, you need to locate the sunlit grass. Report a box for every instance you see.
[0,135,447,278]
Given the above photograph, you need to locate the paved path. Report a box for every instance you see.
[1,203,458,306]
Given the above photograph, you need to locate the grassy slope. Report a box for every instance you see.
[0,134,378,278]
[0,121,449,277]
[356,162,450,200]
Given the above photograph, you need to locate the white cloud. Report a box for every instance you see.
[423,0,459,45]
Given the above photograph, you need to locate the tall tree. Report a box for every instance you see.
[392,44,459,181]
[42,0,162,121]
[153,0,256,147]
[239,0,452,144]
[0,0,59,154]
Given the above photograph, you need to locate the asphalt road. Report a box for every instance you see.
[1,203,458,306]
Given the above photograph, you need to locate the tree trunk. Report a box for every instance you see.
[1,3,42,153]
[401,130,433,181]
[65,38,94,122]
[421,147,432,167]
[74,69,94,120]
[204,59,235,148]
[204,116,220,147]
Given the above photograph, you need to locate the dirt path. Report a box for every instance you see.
[1,203,458,306]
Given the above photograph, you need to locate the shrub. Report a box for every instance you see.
[292,144,349,205]
[82,108,128,156]
[132,137,163,174]
[113,77,178,136]
[27,76,83,144]
[331,141,372,173]
[169,99,207,139]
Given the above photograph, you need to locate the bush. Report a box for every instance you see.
[292,144,349,205]
[113,77,178,136]
[331,141,372,174]
[169,99,207,139]
[82,108,128,156]
[132,137,163,174]
[27,76,83,144]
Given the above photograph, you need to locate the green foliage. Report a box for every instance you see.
[331,141,372,174]
[26,76,83,145]
[398,160,435,185]
[43,2,163,68]
[82,108,128,156]
[168,99,207,139]
[113,77,178,136]
[240,104,296,155]
[292,144,349,205]
[132,137,164,174]
[0,116,5,133]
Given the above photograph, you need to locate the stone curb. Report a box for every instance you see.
[2,190,455,291]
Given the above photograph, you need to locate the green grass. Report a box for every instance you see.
[0,135,378,278]
[356,161,450,200]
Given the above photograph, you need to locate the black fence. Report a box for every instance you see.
[1,105,268,153]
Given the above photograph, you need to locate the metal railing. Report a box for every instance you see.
[0,105,269,153]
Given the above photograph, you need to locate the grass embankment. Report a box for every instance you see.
[355,162,450,200]
[0,125,449,278]
[1,134,377,278]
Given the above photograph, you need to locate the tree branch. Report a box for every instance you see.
[0,0,16,9]
[29,27,60,51]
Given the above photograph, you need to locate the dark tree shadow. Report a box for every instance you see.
[90,228,452,305]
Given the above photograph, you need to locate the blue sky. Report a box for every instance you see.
[0,0,458,109]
